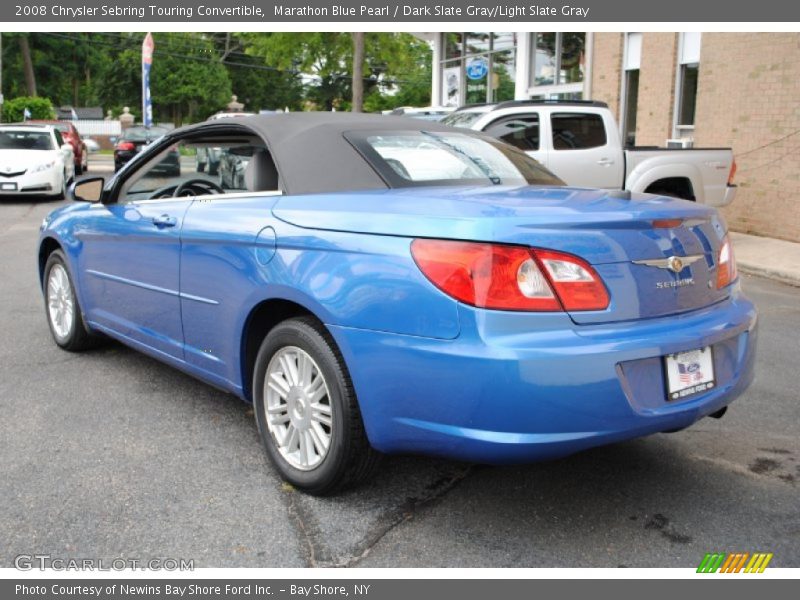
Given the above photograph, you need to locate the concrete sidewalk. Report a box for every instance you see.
[731,232,800,287]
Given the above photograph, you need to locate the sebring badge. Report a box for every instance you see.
[633,254,703,289]
[633,254,703,274]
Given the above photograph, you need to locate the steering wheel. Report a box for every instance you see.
[173,178,225,197]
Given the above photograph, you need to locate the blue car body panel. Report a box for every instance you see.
[39,183,757,463]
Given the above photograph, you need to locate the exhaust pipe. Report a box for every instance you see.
[709,407,727,419]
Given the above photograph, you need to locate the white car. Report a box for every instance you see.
[0,124,75,199]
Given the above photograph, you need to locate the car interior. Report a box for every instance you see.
[118,132,282,203]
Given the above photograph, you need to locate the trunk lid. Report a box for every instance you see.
[273,185,731,324]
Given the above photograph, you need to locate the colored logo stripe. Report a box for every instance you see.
[697,553,726,573]
[745,553,773,573]
[697,552,773,573]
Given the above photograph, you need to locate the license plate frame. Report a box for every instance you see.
[0,182,18,191]
[664,346,716,401]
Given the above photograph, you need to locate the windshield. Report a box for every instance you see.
[0,130,54,151]
[441,110,487,128]
[123,127,169,142]
[358,131,563,188]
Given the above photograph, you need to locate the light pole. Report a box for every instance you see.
[0,33,4,122]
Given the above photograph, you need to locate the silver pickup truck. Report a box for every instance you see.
[443,100,737,207]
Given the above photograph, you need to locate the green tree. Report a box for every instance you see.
[244,32,431,111]
[93,33,232,125]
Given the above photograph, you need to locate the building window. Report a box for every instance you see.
[674,33,701,133]
[621,33,642,147]
[438,32,517,106]
[677,64,699,126]
[624,70,640,146]
[528,32,586,98]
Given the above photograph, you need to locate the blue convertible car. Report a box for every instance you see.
[38,113,757,494]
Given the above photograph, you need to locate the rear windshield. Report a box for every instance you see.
[123,127,169,141]
[350,131,563,188]
[0,130,54,151]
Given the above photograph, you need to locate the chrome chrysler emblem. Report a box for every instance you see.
[633,254,703,274]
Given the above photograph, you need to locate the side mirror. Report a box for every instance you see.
[70,177,105,203]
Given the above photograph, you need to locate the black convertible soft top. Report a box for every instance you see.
[173,112,462,195]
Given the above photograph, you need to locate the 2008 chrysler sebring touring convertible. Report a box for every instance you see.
[38,113,757,495]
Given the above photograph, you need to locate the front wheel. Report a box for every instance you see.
[55,173,67,200]
[43,250,98,351]
[253,317,380,495]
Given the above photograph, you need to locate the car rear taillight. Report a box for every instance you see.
[716,234,737,289]
[728,160,737,186]
[116,141,135,151]
[410,239,609,312]
[534,249,611,311]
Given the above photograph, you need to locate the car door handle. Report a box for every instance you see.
[596,158,615,166]
[152,214,177,228]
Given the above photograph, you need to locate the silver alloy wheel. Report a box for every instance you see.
[47,264,74,339]
[263,346,333,471]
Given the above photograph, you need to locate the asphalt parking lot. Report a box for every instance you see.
[1,182,799,568]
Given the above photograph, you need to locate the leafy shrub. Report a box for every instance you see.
[2,96,56,122]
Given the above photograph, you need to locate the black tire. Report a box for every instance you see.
[55,173,67,200]
[43,250,99,352]
[253,317,381,495]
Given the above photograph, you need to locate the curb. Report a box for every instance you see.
[737,263,800,288]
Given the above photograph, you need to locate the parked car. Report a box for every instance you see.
[218,147,250,189]
[208,111,256,120]
[38,113,756,495]
[387,106,456,122]
[83,137,101,153]
[443,100,738,206]
[0,124,74,199]
[114,126,179,175]
[196,113,257,176]
[30,120,89,175]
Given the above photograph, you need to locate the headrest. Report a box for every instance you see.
[244,149,279,191]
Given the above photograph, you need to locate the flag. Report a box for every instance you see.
[23,108,32,120]
[141,33,154,128]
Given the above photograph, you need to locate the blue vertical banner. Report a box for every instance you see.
[142,32,154,128]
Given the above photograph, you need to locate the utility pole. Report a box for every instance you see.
[0,33,4,121]
[352,32,364,113]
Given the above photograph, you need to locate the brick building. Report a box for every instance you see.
[424,32,800,242]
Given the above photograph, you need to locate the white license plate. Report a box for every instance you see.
[664,346,715,401]
[0,182,17,191]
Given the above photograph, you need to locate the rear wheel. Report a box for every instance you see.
[253,317,380,495]
[43,251,98,351]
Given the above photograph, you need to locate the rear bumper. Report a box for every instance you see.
[720,184,737,207]
[328,286,757,463]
